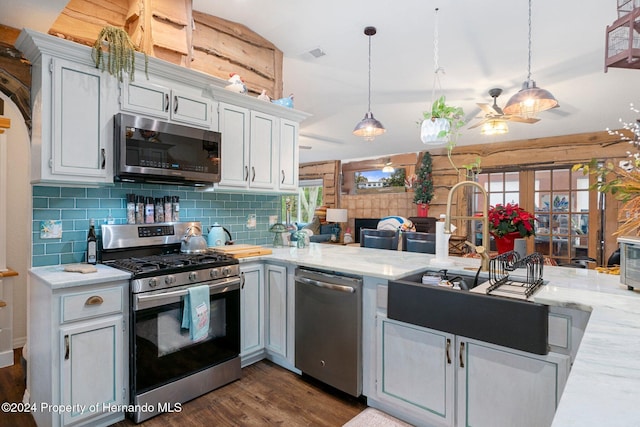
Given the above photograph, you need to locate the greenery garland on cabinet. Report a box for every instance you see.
[414,152,434,205]
[91,26,148,82]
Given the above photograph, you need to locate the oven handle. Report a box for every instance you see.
[134,277,240,311]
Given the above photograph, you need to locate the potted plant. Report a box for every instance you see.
[420,95,466,145]
[91,26,147,82]
[488,203,537,253]
[413,152,434,217]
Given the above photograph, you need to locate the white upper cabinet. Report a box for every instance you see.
[16,29,118,185]
[16,29,309,190]
[217,104,278,191]
[120,79,213,129]
[210,87,310,193]
[278,119,299,191]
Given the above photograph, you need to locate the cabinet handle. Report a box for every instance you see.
[101,148,106,169]
[281,170,285,184]
[244,166,249,181]
[459,342,465,368]
[85,295,104,306]
[64,335,70,360]
[174,96,179,113]
[241,272,245,289]
[446,338,451,364]
[251,166,256,182]
[165,94,169,112]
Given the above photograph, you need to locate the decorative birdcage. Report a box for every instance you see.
[605,1,640,71]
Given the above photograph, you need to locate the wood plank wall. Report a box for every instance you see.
[46,0,283,99]
[298,160,341,209]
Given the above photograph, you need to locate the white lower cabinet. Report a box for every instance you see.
[265,264,287,357]
[240,263,265,365]
[59,316,124,426]
[28,268,129,427]
[375,315,570,427]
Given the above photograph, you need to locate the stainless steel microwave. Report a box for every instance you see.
[618,236,640,290]
[114,113,221,186]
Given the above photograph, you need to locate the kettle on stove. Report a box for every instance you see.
[207,222,233,247]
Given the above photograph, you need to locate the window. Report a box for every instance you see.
[533,168,591,265]
[473,172,521,248]
[282,179,323,225]
[474,167,593,265]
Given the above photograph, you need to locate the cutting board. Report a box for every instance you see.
[209,244,272,258]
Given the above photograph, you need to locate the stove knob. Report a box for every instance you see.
[148,278,158,288]
[189,271,198,282]
[165,275,175,285]
[222,267,230,276]
[210,269,220,279]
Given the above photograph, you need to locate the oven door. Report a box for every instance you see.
[131,277,240,395]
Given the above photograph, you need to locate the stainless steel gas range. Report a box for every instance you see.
[101,222,241,423]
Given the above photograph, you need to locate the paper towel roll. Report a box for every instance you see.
[514,238,527,259]
[435,221,451,261]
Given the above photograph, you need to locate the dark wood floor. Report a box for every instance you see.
[0,349,366,427]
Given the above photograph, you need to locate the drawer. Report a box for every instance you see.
[61,286,123,323]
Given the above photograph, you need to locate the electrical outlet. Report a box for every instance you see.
[247,214,257,229]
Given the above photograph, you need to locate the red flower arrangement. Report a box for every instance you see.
[488,203,537,238]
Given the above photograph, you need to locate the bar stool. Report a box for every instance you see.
[360,229,399,250]
[402,231,436,254]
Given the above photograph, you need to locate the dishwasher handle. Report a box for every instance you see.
[295,276,356,293]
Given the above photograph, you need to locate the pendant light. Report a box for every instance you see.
[503,0,558,119]
[353,26,386,141]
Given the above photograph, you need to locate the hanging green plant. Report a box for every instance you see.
[91,26,147,82]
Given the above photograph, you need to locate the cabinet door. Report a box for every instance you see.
[120,80,171,119]
[60,315,124,426]
[376,316,455,426]
[50,58,112,182]
[170,89,212,128]
[265,264,287,358]
[240,264,264,359]
[249,110,277,190]
[218,103,250,188]
[457,337,570,427]
[278,119,299,191]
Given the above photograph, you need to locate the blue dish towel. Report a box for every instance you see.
[181,285,210,342]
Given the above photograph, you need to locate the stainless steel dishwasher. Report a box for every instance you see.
[294,267,363,397]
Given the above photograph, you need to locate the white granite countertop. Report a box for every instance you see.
[256,243,640,427]
[29,263,131,289]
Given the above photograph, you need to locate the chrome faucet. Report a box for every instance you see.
[445,181,490,272]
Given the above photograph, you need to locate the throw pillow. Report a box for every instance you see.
[303,216,321,235]
[377,216,415,232]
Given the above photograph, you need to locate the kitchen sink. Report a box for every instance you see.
[388,271,549,355]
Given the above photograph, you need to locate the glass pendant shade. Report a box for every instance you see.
[504,0,559,121]
[353,26,385,141]
[503,80,558,119]
[420,117,450,145]
[382,165,394,173]
[481,120,509,135]
[353,112,386,141]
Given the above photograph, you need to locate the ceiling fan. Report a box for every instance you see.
[468,88,540,130]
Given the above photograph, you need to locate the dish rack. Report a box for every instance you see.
[486,251,544,299]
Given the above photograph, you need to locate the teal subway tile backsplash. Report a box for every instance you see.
[32,184,283,267]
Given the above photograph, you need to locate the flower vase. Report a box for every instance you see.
[492,232,521,254]
[417,203,429,217]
